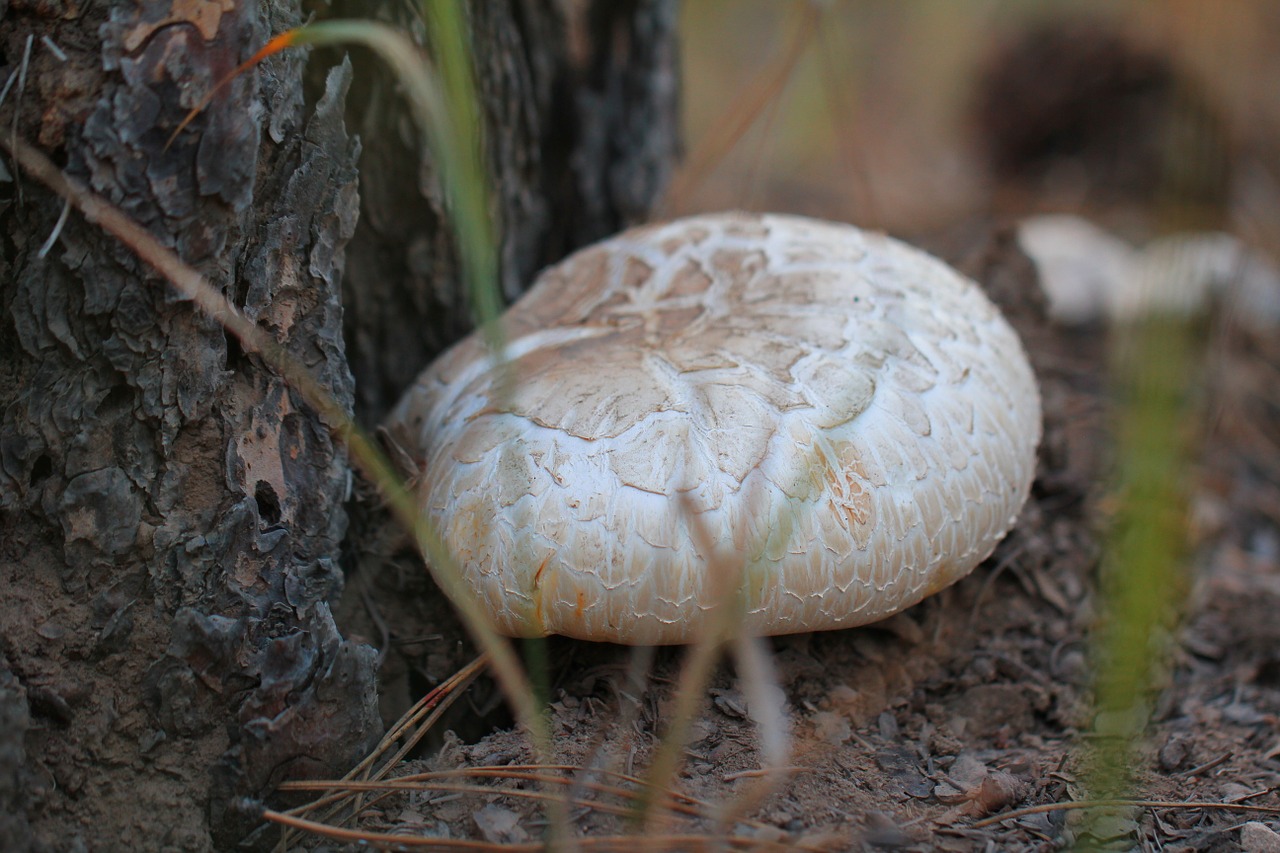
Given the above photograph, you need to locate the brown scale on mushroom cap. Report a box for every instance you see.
[389,213,1042,645]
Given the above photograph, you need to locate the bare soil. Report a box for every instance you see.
[325,229,1280,851]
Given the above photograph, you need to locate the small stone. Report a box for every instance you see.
[712,689,747,719]
[1053,648,1088,684]
[813,710,851,745]
[967,771,1025,817]
[947,753,990,791]
[1219,782,1254,802]
[1241,822,1280,853]
[750,825,786,843]
[863,810,914,848]
[1223,701,1265,725]
[947,684,1032,738]
[1157,735,1189,772]
[37,621,66,640]
[875,747,932,798]
[473,804,527,844]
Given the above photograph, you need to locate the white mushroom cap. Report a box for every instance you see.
[1124,232,1280,325]
[1018,214,1280,327]
[1017,214,1138,325]
[390,213,1042,645]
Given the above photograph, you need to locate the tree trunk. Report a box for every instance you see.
[341,0,680,423]
[0,1,677,849]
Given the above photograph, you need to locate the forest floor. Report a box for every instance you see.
[321,226,1280,852]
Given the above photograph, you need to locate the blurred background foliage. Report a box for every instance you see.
[673,0,1280,245]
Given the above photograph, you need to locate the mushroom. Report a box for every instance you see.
[1017,214,1280,328]
[389,213,1041,645]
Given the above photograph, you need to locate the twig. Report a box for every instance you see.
[40,35,68,63]
[720,766,808,783]
[285,777,678,824]
[1172,750,1232,778]
[971,797,1280,829]
[10,34,33,202]
[276,656,488,849]
[359,576,394,668]
[37,196,71,258]
[282,763,775,830]
[262,807,814,852]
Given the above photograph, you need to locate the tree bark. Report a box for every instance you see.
[0,1,677,850]
[341,0,680,423]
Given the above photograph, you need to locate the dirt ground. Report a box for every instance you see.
[316,225,1280,851]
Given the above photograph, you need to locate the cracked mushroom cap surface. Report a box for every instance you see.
[389,213,1042,645]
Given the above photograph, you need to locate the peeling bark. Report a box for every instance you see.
[2,2,373,848]
[0,0,677,849]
